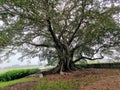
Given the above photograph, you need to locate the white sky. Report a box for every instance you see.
[0,21,47,68]
[0,53,40,68]
[0,20,3,28]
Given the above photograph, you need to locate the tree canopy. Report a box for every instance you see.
[0,0,120,74]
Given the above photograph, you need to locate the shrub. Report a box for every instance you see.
[0,68,40,82]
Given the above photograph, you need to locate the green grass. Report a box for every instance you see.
[36,79,79,90]
[0,77,36,88]
[35,76,101,90]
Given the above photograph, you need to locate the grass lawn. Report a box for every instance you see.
[0,77,37,88]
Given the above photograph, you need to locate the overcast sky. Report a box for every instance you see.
[0,53,40,68]
[0,21,40,68]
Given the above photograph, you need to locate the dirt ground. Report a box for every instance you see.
[1,68,120,90]
[82,75,120,90]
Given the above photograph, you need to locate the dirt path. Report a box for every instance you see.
[82,74,120,90]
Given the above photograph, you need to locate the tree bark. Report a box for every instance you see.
[43,55,78,75]
[42,43,79,75]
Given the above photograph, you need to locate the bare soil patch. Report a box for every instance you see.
[82,75,120,90]
[1,68,120,90]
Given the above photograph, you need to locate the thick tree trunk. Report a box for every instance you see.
[43,56,78,75]
[42,44,79,75]
[59,58,73,72]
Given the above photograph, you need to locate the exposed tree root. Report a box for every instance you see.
[42,64,82,75]
[42,66,61,75]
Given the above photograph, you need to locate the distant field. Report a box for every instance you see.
[0,65,54,74]
[0,69,7,74]
[0,66,38,74]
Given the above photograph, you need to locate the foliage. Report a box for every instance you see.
[0,68,40,82]
[75,59,88,67]
[0,0,120,72]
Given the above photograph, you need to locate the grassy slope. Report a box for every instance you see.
[0,77,37,88]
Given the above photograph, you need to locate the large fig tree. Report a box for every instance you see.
[0,0,120,74]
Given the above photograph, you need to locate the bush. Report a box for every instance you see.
[0,68,40,82]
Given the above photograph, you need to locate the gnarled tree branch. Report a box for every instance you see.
[47,19,60,48]
[68,0,86,45]
[19,42,55,48]
[73,53,104,63]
